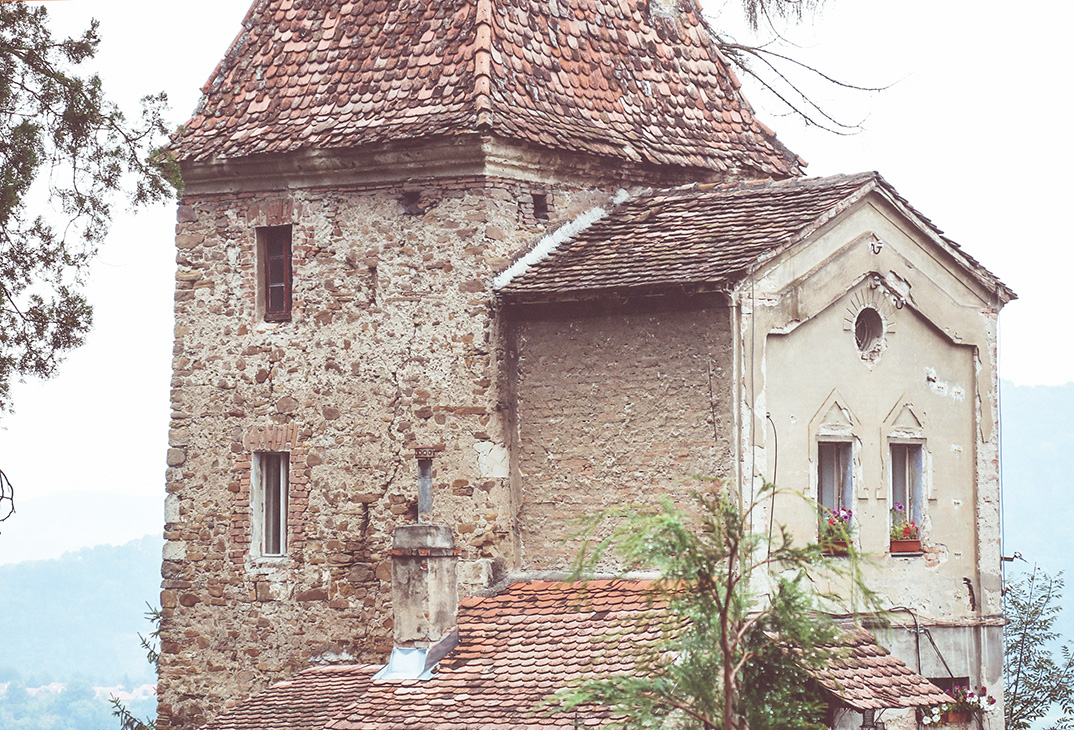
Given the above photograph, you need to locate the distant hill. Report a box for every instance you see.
[0,491,161,565]
[0,534,161,686]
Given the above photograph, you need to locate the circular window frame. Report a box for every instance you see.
[854,307,884,354]
[843,285,897,367]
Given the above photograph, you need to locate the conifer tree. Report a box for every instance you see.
[0,4,177,415]
[550,483,877,730]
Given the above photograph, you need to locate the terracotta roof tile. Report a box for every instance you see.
[199,580,949,730]
[496,172,1015,302]
[173,0,799,177]
[812,628,953,711]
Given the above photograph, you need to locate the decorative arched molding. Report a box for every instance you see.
[243,423,300,452]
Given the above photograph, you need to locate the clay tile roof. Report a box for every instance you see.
[198,580,949,730]
[496,172,1016,302]
[199,664,379,730]
[811,628,953,710]
[172,0,800,177]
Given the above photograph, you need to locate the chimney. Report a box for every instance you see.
[374,449,459,680]
[389,524,458,648]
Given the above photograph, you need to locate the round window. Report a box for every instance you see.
[854,307,884,353]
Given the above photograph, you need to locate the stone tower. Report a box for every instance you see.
[157,0,800,726]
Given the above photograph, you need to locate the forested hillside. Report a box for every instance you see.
[0,535,160,730]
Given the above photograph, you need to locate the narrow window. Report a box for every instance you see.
[258,225,292,322]
[891,443,923,524]
[253,452,289,556]
[818,441,852,513]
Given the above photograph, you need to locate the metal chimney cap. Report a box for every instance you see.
[414,446,437,459]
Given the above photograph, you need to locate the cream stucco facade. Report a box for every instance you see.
[740,192,1006,726]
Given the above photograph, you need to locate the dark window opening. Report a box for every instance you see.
[258,225,292,322]
[929,676,970,695]
[854,307,883,353]
[532,192,549,221]
[400,190,423,216]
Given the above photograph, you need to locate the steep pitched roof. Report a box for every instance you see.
[172,0,800,177]
[197,579,948,730]
[495,172,1016,302]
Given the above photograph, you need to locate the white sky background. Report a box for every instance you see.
[0,0,1070,563]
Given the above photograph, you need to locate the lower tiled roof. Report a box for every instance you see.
[495,172,1014,303]
[496,174,876,299]
[816,628,953,711]
[201,665,379,730]
[198,580,950,730]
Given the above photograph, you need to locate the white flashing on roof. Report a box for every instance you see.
[492,189,631,291]
[373,647,435,681]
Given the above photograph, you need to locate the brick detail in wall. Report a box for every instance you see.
[158,175,621,730]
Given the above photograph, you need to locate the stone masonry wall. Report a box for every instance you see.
[509,301,735,569]
[158,175,613,730]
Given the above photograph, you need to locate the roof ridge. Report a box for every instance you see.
[473,0,495,128]
[493,189,630,290]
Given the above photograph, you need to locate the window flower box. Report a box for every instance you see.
[890,538,921,553]
[941,710,969,724]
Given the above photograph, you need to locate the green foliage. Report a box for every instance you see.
[109,695,155,730]
[0,4,176,414]
[106,603,160,730]
[1005,567,1074,730]
[549,482,879,730]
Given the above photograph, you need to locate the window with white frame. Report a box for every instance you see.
[890,442,923,530]
[253,452,289,557]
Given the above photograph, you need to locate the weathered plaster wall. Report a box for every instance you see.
[157,175,613,730]
[510,301,735,569]
[739,196,1005,715]
[765,291,979,608]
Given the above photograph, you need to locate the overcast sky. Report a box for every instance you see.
[0,0,1069,563]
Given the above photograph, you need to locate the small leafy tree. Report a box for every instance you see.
[550,482,877,730]
[1005,567,1074,730]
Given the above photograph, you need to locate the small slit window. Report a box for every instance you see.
[258,225,292,322]
[532,193,549,221]
[253,452,289,557]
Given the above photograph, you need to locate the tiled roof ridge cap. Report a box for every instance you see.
[473,0,494,127]
[634,171,882,201]
[492,188,632,290]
